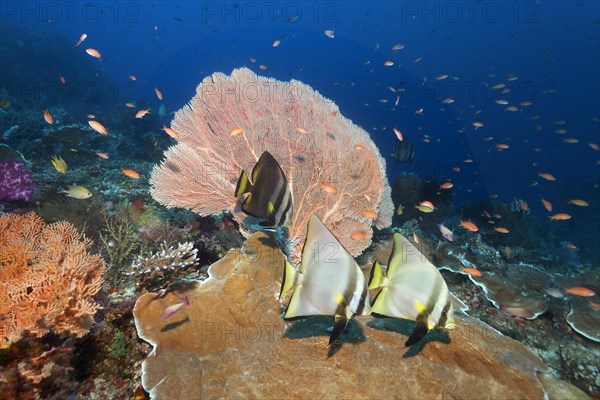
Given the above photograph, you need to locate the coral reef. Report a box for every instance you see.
[99,207,141,287]
[566,296,600,343]
[0,212,105,344]
[129,242,200,292]
[132,232,560,399]
[0,159,33,202]
[150,67,394,261]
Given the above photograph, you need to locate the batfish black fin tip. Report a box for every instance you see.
[405,319,429,347]
[329,314,349,345]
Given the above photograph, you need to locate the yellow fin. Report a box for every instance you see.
[280,259,299,298]
[235,170,251,197]
[415,300,427,314]
[268,201,275,215]
[371,287,392,315]
[284,285,320,318]
[368,260,385,290]
[386,233,406,276]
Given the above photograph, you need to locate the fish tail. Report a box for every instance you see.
[280,258,299,298]
[368,260,385,290]
[235,170,253,197]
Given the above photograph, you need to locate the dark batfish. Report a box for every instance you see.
[235,151,293,226]
[392,137,415,163]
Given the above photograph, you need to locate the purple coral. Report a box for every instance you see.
[0,159,34,202]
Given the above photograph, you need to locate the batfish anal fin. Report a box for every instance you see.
[329,292,350,345]
[405,300,431,347]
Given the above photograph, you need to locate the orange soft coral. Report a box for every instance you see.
[0,212,105,344]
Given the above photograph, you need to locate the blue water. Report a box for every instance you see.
[1,0,599,244]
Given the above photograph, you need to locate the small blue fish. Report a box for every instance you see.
[160,296,190,319]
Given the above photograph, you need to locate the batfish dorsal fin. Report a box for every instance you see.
[386,233,407,277]
[368,260,385,290]
[252,151,276,182]
[280,259,299,298]
[235,169,252,197]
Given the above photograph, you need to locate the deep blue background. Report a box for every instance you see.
[2,0,599,214]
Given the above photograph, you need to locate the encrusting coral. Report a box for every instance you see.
[0,212,105,344]
[133,232,553,399]
[150,67,394,262]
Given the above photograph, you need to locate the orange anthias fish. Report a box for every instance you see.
[96,152,109,159]
[154,87,163,100]
[129,74,137,81]
[563,287,596,297]
[75,33,87,46]
[415,200,435,213]
[320,183,336,194]
[162,125,179,139]
[121,168,140,179]
[362,210,378,219]
[350,231,367,241]
[461,267,482,277]
[440,182,453,189]
[541,198,553,212]
[135,109,150,119]
[459,220,479,232]
[43,109,53,124]
[160,296,190,319]
[549,213,572,221]
[88,120,108,136]
[499,304,535,319]
[518,201,529,212]
[59,76,66,85]
[494,227,509,234]
[568,199,589,207]
[229,127,244,136]
[412,232,419,244]
[538,172,556,181]
[85,48,101,60]
[393,127,403,141]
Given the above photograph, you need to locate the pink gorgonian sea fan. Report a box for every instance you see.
[150,67,393,262]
